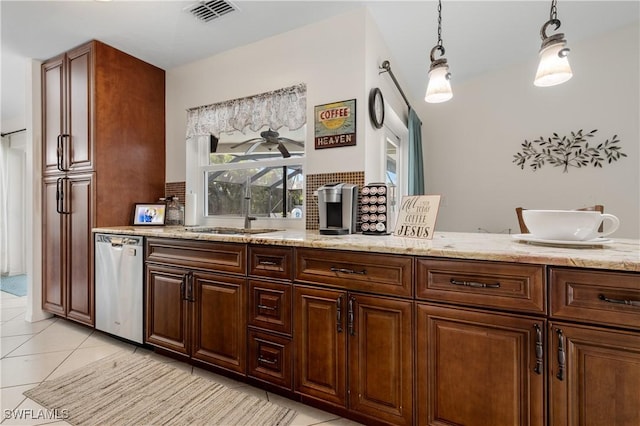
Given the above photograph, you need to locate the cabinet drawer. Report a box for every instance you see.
[295,248,413,297]
[550,268,640,330]
[248,280,292,335]
[416,258,546,314]
[247,329,292,390]
[146,238,246,275]
[249,245,293,280]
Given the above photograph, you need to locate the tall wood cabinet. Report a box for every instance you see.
[41,41,165,325]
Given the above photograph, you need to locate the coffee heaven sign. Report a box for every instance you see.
[394,195,441,239]
[314,99,356,149]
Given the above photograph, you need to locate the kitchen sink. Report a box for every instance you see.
[185,227,281,235]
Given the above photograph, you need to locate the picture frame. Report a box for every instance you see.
[132,203,167,226]
[314,98,356,149]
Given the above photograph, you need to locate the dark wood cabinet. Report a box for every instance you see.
[42,173,94,324]
[145,264,190,356]
[548,322,640,426]
[145,239,247,375]
[294,284,413,425]
[416,303,546,426]
[246,245,294,390]
[548,267,640,426]
[42,40,165,326]
[140,238,639,426]
[294,285,347,407]
[192,273,246,374]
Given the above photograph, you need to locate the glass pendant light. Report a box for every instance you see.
[425,0,452,103]
[534,0,573,87]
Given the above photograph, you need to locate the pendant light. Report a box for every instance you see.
[425,0,452,103]
[534,0,573,87]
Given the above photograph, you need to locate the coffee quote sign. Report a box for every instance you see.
[394,195,441,239]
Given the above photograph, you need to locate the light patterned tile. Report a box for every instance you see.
[47,346,135,381]
[8,322,91,357]
[1,384,36,413]
[1,307,26,323]
[1,335,33,358]
[0,317,57,338]
[0,351,71,388]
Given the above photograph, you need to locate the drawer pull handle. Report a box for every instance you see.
[331,267,366,275]
[337,296,343,333]
[556,328,565,381]
[258,260,279,266]
[533,323,543,375]
[258,356,277,365]
[348,297,355,336]
[449,279,500,289]
[598,294,640,307]
[257,304,277,311]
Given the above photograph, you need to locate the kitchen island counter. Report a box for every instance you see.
[92,226,640,272]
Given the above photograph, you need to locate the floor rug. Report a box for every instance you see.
[0,274,27,297]
[24,351,297,426]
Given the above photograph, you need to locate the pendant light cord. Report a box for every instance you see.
[549,0,558,21]
[437,0,443,48]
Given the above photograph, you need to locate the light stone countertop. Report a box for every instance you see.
[93,226,640,273]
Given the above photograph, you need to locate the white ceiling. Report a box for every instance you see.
[2,1,638,129]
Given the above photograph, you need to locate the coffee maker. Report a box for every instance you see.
[317,183,358,235]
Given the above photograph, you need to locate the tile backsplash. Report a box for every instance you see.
[165,182,186,204]
[306,171,365,230]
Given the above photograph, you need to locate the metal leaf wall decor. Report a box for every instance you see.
[513,129,626,172]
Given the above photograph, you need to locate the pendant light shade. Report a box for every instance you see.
[534,0,572,87]
[425,0,452,104]
[425,58,452,103]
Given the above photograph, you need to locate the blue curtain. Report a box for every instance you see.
[408,107,424,195]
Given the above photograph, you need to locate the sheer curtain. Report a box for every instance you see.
[408,107,425,195]
[185,83,306,139]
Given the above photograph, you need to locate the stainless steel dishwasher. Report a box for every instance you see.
[95,233,144,344]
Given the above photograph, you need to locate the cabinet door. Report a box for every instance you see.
[65,173,94,325]
[191,273,246,374]
[549,322,640,426]
[145,264,190,357]
[417,303,545,426]
[42,176,66,315]
[349,294,413,425]
[294,285,347,408]
[42,55,65,175]
[66,43,93,172]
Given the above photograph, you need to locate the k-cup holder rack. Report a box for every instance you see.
[360,183,390,235]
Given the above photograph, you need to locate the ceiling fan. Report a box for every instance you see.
[230,129,303,158]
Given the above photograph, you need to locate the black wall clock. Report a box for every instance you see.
[369,88,385,129]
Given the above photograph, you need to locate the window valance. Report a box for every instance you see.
[185,83,306,139]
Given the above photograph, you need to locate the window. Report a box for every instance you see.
[203,125,305,219]
[185,84,307,223]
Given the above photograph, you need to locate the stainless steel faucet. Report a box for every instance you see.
[244,177,256,229]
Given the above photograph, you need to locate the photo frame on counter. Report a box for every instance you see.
[394,195,441,239]
[132,203,166,225]
[314,99,356,149]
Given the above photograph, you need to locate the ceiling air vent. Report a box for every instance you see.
[187,0,238,23]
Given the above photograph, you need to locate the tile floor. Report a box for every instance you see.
[0,291,361,426]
